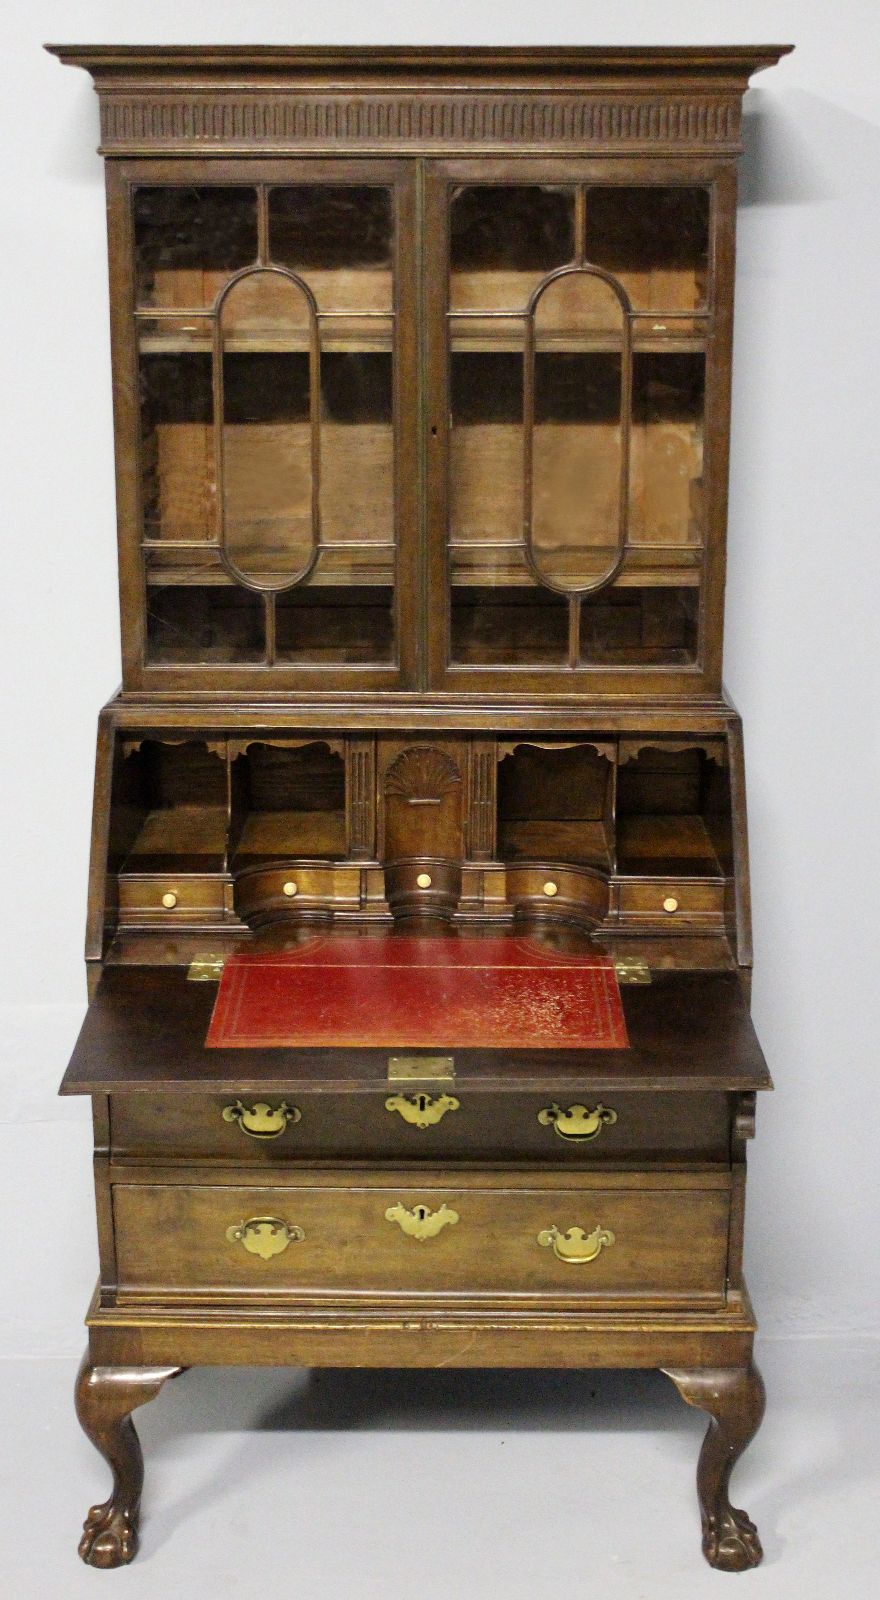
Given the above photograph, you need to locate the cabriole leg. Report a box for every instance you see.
[663,1362,766,1571]
[74,1350,184,1567]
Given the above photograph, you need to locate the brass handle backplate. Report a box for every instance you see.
[222,1100,302,1139]
[226,1217,305,1260]
[537,1103,618,1142]
[537,1224,615,1264]
[385,1202,459,1240]
[385,1092,460,1129]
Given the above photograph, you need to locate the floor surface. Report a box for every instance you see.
[2,1338,877,1598]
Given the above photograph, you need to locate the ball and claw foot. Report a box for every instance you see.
[664,1362,766,1572]
[78,1500,139,1569]
[74,1351,184,1567]
[703,1505,763,1572]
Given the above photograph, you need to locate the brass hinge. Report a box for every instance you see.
[387,1054,455,1085]
[614,956,651,985]
[187,954,226,982]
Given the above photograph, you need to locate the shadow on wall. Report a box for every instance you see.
[740,86,880,206]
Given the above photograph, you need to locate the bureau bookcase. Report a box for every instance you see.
[49,44,790,1572]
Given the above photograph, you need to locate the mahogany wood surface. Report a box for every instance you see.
[74,1354,184,1568]
[664,1363,767,1571]
[47,42,788,1571]
[62,965,771,1094]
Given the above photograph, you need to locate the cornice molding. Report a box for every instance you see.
[46,44,793,79]
[47,44,792,157]
[94,89,745,155]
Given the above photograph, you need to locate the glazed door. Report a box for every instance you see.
[425,160,731,695]
[113,159,418,691]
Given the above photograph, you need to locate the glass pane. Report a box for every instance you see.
[275,587,393,664]
[133,187,257,308]
[630,354,705,547]
[450,186,574,312]
[450,352,522,584]
[145,583,264,664]
[139,354,214,541]
[321,353,394,563]
[450,587,567,666]
[269,186,393,311]
[585,187,710,315]
[580,585,698,665]
[529,273,627,591]
[219,271,316,588]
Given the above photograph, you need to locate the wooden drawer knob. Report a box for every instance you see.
[543,880,559,897]
[282,881,298,897]
[416,872,433,888]
[537,1224,615,1264]
[663,896,679,914]
[161,891,178,909]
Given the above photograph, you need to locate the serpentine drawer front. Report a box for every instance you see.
[109,1091,732,1164]
[111,1174,731,1302]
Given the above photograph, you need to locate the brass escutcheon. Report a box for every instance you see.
[537,1102,618,1142]
[537,1224,615,1264]
[384,1202,459,1241]
[222,1100,302,1139]
[385,1092,460,1129]
[226,1217,304,1260]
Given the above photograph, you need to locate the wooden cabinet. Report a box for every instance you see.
[49,43,790,1574]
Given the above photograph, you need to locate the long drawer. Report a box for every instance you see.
[112,1172,730,1304]
[109,1090,731,1165]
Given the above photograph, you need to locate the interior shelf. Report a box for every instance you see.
[448,552,702,589]
[121,806,229,874]
[500,819,612,870]
[144,553,396,588]
[232,811,346,865]
[137,320,395,356]
[136,324,704,357]
[616,814,724,878]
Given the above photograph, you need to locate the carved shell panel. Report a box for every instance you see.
[384,747,462,801]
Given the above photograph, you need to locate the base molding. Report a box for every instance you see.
[86,1284,757,1369]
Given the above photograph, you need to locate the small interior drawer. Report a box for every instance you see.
[505,864,610,930]
[617,879,725,922]
[117,876,227,922]
[233,863,361,928]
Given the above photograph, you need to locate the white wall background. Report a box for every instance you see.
[1,1,878,1357]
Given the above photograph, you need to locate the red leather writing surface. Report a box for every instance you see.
[206,934,628,1050]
